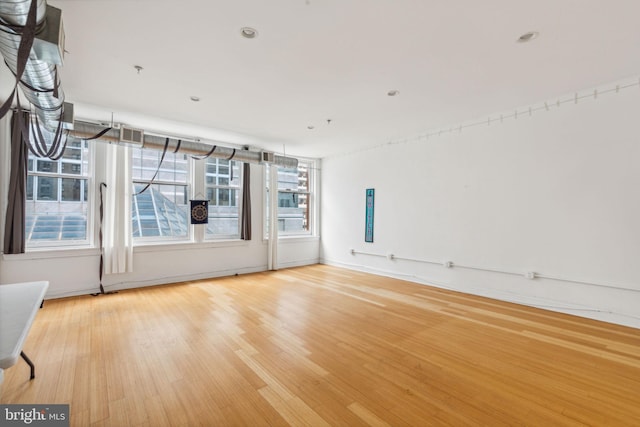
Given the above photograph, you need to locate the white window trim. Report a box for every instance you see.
[131,149,192,243]
[25,139,95,250]
[263,158,318,240]
[203,158,243,241]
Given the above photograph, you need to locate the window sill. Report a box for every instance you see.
[133,239,249,253]
[3,246,99,261]
[262,235,320,244]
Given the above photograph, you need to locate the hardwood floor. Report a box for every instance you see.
[1,264,639,426]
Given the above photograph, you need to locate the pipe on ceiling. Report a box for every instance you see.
[0,1,297,169]
[72,121,299,169]
[0,0,64,130]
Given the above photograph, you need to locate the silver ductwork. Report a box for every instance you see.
[0,0,65,130]
[72,121,299,169]
[0,2,296,168]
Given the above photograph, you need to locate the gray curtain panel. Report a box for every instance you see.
[3,111,29,254]
[240,162,251,240]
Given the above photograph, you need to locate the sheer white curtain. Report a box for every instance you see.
[103,143,133,274]
[267,164,278,270]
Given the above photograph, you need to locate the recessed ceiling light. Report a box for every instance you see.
[517,31,539,43]
[190,96,200,102]
[240,27,258,39]
[387,90,399,97]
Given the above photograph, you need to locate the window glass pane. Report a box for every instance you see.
[207,189,239,236]
[61,178,84,201]
[26,133,91,246]
[267,162,312,236]
[230,161,241,186]
[68,140,82,149]
[207,188,217,205]
[277,167,298,191]
[277,194,308,233]
[230,189,237,207]
[132,149,188,184]
[131,146,190,241]
[205,158,241,238]
[218,189,230,206]
[37,177,58,200]
[62,148,81,161]
[298,163,309,192]
[61,216,86,240]
[26,192,89,243]
[29,215,62,240]
[131,184,189,239]
[62,162,81,175]
[37,160,58,173]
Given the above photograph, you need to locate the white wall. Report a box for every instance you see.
[0,115,320,298]
[321,79,640,328]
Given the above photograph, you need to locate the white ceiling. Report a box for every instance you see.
[49,0,640,158]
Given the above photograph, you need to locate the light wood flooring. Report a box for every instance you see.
[1,264,639,426]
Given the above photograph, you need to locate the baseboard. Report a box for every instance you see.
[277,258,320,269]
[46,265,269,299]
[320,258,640,329]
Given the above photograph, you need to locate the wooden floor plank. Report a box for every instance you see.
[1,264,639,426]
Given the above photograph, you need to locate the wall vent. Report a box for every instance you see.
[261,151,275,163]
[120,126,144,147]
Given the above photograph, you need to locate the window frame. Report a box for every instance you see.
[25,139,94,249]
[131,147,192,244]
[264,158,317,239]
[203,158,243,240]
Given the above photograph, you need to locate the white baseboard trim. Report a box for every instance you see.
[277,258,320,269]
[320,258,640,329]
[46,265,269,299]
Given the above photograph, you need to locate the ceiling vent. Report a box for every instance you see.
[120,126,144,147]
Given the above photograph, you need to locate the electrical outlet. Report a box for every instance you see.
[349,248,355,255]
[525,271,536,280]
[387,253,395,260]
[443,261,453,268]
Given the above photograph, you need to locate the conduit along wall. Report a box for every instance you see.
[71,120,298,168]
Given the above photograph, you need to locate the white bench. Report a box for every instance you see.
[0,281,48,383]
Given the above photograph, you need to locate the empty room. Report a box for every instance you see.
[1,0,639,426]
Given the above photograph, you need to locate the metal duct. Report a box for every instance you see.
[0,0,64,130]
[72,121,299,169]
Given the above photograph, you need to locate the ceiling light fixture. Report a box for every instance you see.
[134,65,143,74]
[387,90,399,97]
[240,27,258,39]
[190,96,200,102]
[307,125,315,130]
[517,31,539,43]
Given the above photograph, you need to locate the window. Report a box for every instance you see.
[205,158,241,239]
[266,160,313,236]
[25,140,92,246]
[131,148,190,240]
